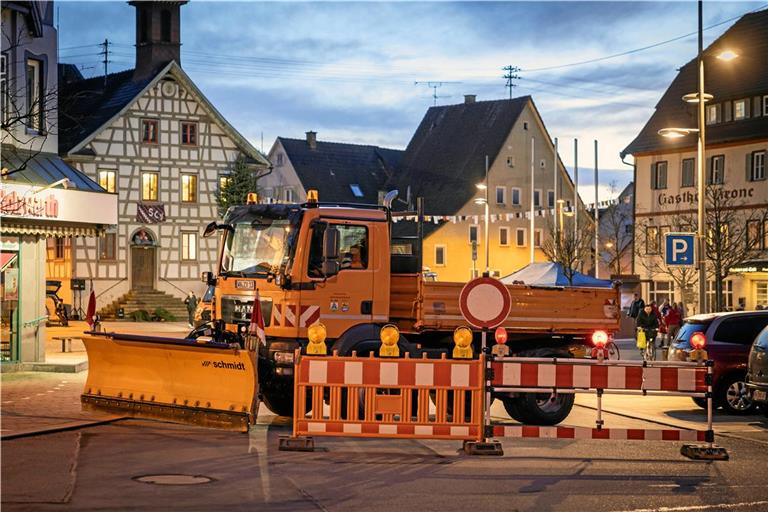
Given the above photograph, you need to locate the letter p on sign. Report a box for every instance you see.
[665,233,696,267]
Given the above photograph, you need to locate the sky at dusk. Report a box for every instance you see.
[56,1,765,201]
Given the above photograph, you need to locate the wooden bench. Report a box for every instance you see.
[52,336,79,353]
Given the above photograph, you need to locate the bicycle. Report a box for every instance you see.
[639,328,658,361]
[605,340,621,360]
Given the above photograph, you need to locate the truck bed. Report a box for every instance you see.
[390,274,620,336]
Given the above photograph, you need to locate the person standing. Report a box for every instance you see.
[664,302,682,346]
[629,293,645,320]
[184,291,198,328]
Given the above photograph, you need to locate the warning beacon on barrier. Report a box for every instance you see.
[246,192,258,204]
[491,327,509,357]
[306,322,327,355]
[379,324,400,357]
[689,332,708,362]
[453,326,474,359]
[590,330,609,362]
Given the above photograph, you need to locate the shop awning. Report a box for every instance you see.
[0,220,107,238]
[731,260,768,273]
[1,252,17,271]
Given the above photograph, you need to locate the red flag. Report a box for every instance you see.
[86,281,96,328]
[248,290,266,348]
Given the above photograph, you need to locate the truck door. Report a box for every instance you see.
[305,221,374,339]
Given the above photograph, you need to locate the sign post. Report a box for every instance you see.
[459,276,512,455]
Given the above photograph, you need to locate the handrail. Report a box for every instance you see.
[95,278,127,299]
[160,277,188,297]
[23,315,49,328]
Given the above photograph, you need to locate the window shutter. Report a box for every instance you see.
[724,101,732,122]
[745,99,751,118]
[650,164,656,189]
[754,97,762,117]
[746,153,753,182]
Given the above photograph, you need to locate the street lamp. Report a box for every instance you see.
[657,0,738,315]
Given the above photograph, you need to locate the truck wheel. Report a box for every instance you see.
[261,388,295,417]
[513,348,575,425]
[500,396,528,423]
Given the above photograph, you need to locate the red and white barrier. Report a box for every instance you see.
[492,425,706,442]
[491,359,706,392]
[297,420,481,439]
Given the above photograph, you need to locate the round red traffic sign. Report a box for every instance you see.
[459,277,512,329]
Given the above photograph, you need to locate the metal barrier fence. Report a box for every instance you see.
[280,351,484,451]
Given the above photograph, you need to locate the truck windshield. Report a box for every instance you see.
[221,219,292,277]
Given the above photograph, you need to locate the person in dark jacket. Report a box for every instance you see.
[184,291,198,328]
[629,293,645,319]
[637,304,659,347]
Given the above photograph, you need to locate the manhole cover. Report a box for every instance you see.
[133,474,214,485]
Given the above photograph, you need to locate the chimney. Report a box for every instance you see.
[464,94,476,104]
[306,131,317,150]
[129,1,188,81]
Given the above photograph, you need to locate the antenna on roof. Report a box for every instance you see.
[414,81,462,106]
[502,65,520,99]
[100,39,111,87]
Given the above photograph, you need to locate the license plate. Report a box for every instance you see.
[753,390,767,402]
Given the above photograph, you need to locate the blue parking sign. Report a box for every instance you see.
[665,233,696,266]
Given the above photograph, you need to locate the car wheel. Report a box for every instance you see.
[692,397,708,409]
[717,375,757,415]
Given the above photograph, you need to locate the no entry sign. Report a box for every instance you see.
[459,277,512,329]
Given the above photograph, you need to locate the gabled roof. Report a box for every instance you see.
[58,62,269,166]
[394,96,530,216]
[622,9,768,157]
[278,137,403,204]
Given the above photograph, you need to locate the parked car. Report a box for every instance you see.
[746,325,768,414]
[193,285,215,327]
[667,311,768,415]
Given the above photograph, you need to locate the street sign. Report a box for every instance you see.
[471,240,477,262]
[459,276,512,329]
[665,232,696,267]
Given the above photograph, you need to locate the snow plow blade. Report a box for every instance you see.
[81,332,258,432]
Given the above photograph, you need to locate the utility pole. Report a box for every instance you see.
[100,39,110,87]
[502,65,520,100]
[530,137,535,264]
[696,0,707,314]
[574,138,579,258]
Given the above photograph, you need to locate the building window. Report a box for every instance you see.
[706,280,733,312]
[708,155,725,184]
[98,170,116,193]
[681,158,695,188]
[26,59,43,132]
[142,119,158,144]
[469,225,478,244]
[648,281,674,305]
[506,156,515,168]
[757,282,768,309]
[534,229,543,248]
[50,238,66,259]
[218,174,230,192]
[515,228,526,247]
[511,188,521,205]
[646,226,659,254]
[1,53,8,125]
[747,220,761,250]
[533,189,541,207]
[284,188,294,203]
[749,151,765,181]
[181,232,197,261]
[651,161,667,189]
[276,153,284,166]
[141,172,159,201]
[495,186,506,205]
[764,95,768,116]
[733,99,747,120]
[499,227,509,247]
[523,122,529,130]
[547,190,555,208]
[706,104,720,125]
[350,184,364,198]
[435,245,446,266]
[99,232,116,260]
[181,122,197,145]
[181,174,197,203]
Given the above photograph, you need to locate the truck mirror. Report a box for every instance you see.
[202,221,218,238]
[323,226,340,260]
[201,271,214,285]
[322,259,340,277]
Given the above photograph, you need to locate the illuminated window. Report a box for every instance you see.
[706,104,720,125]
[181,122,197,145]
[99,232,116,260]
[218,175,230,192]
[499,227,509,247]
[435,245,446,266]
[98,170,116,193]
[141,172,158,201]
[181,232,197,261]
[733,99,747,120]
[646,226,659,254]
[181,174,197,203]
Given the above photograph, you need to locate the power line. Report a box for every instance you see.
[520,3,768,72]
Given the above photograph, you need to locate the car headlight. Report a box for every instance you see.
[273,351,295,365]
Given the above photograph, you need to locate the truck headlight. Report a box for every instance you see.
[273,351,295,365]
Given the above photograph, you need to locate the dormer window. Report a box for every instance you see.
[350,184,364,198]
[706,104,720,125]
[733,99,748,120]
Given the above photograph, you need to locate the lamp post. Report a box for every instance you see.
[475,154,490,275]
[658,1,738,315]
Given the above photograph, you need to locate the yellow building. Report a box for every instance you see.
[394,95,588,282]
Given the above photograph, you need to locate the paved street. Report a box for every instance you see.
[3,361,767,512]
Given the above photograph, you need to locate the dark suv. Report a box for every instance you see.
[747,326,768,412]
[667,311,768,415]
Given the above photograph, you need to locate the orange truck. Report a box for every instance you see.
[82,193,619,430]
[192,193,619,424]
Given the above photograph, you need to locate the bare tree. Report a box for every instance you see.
[599,181,633,277]
[541,215,594,285]
[1,24,58,178]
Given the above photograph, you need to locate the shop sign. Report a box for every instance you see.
[731,261,768,273]
[0,184,117,225]
[136,203,166,224]
[656,187,755,208]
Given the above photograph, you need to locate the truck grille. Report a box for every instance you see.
[220,296,272,327]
